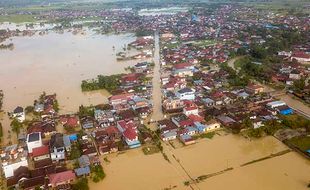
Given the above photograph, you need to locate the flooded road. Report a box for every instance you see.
[0,30,140,144]
[150,31,164,123]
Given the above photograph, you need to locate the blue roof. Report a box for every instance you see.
[186,126,197,132]
[238,92,249,97]
[82,122,94,129]
[75,166,90,176]
[63,135,71,147]
[194,122,206,132]
[180,134,192,141]
[78,155,90,167]
[69,134,78,141]
[203,98,214,104]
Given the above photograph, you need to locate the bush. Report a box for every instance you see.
[72,178,89,190]
[199,132,215,139]
[25,106,34,114]
[247,128,263,138]
[69,143,81,160]
[91,165,106,183]
[288,136,310,152]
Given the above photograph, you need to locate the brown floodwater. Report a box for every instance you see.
[89,134,310,190]
[0,30,144,144]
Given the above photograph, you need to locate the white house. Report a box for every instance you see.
[266,101,286,109]
[173,68,193,77]
[205,120,221,131]
[162,130,178,141]
[2,159,28,178]
[183,106,199,116]
[12,106,25,123]
[26,132,43,154]
[50,133,66,161]
[278,51,291,57]
[176,88,196,100]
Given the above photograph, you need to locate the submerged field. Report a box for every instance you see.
[89,134,310,190]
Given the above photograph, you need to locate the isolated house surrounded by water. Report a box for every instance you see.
[12,106,25,122]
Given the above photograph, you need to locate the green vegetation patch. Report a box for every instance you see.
[195,39,217,47]
[281,114,310,130]
[91,165,106,183]
[193,131,216,140]
[81,74,123,93]
[0,15,37,23]
[72,178,89,190]
[142,145,160,155]
[69,142,82,160]
[287,136,310,152]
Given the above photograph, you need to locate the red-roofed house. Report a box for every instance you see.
[60,115,80,128]
[291,51,310,62]
[183,100,199,116]
[121,73,141,85]
[174,63,193,70]
[48,170,76,188]
[32,145,50,161]
[188,114,204,123]
[116,120,141,148]
[109,93,134,106]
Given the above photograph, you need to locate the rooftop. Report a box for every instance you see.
[27,132,41,142]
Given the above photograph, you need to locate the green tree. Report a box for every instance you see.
[236,47,247,55]
[72,178,89,190]
[249,45,267,60]
[91,165,106,183]
[10,118,22,136]
[293,78,305,93]
[242,117,253,128]
[25,106,34,114]
[78,105,94,117]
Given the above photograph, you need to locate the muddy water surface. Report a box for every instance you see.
[89,135,310,190]
[0,30,139,144]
